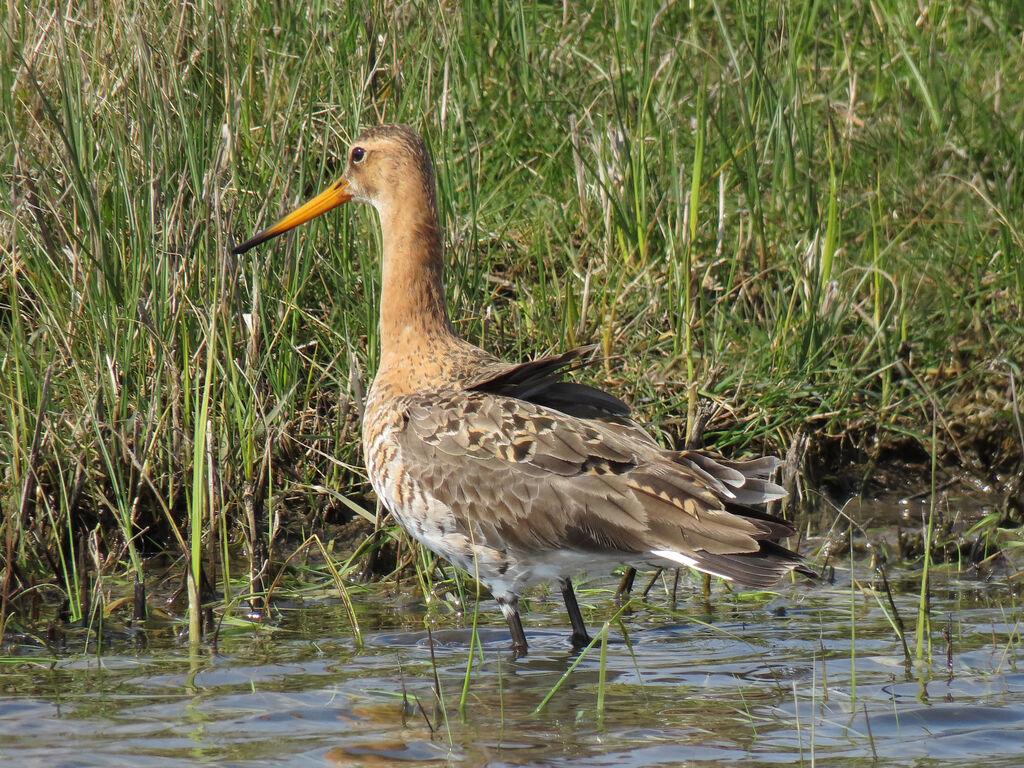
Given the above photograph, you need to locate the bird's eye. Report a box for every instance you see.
[351,147,366,163]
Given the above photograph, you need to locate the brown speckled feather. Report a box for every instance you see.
[383,377,796,584]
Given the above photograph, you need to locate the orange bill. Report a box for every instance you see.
[232,178,351,254]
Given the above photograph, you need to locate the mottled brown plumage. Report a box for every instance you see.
[234,124,808,655]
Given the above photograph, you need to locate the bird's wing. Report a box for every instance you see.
[391,388,801,586]
[466,345,658,445]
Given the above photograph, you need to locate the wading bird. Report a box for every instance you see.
[234,124,807,655]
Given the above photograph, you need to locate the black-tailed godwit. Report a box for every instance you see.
[234,124,807,655]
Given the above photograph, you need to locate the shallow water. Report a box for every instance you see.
[2,512,1022,767]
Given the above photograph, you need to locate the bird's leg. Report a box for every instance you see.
[559,578,592,648]
[641,567,665,599]
[615,567,637,598]
[497,594,528,657]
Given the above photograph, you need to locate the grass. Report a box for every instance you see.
[2,0,1023,633]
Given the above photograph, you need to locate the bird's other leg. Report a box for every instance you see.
[615,567,637,598]
[559,578,592,648]
[496,594,528,657]
[641,567,666,599]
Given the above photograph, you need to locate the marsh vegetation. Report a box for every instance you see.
[2,0,1022,764]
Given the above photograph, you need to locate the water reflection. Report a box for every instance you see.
[1,541,1022,767]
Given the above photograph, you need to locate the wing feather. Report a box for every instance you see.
[391,388,802,586]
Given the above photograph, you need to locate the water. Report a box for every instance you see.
[2,513,1022,766]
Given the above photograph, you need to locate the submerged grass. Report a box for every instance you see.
[2,0,1023,641]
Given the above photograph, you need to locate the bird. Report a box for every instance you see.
[233,123,808,655]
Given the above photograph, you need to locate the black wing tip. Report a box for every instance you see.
[689,540,815,588]
[793,562,819,581]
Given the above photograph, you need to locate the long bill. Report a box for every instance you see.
[232,178,351,254]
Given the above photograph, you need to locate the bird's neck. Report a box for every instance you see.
[376,197,457,365]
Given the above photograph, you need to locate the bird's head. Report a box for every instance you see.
[232,123,435,255]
